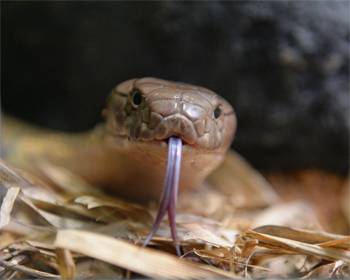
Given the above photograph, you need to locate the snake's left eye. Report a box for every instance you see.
[131,89,143,107]
[213,106,222,119]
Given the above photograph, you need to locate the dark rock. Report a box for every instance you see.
[1,1,349,173]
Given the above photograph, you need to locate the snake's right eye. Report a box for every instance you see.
[213,106,222,119]
[131,89,143,107]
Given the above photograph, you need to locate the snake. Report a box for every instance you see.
[2,77,236,253]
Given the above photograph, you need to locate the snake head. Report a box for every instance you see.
[103,77,236,152]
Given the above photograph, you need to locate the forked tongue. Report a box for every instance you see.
[143,137,182,255]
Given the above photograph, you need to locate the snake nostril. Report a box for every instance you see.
[142,107,150,123]
[194,119,206,136]
[149,112,163,129]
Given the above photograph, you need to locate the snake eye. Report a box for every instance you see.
[213,106,222,119]
[131,89,143,107]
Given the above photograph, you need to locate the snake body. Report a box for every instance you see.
[3,77,236,202]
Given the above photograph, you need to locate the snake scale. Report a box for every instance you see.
[3,77,236,200]
[2,77,237,253]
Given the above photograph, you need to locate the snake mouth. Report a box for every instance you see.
[150,135,205,151]
[164,136,189,146]
[137,137,193,152]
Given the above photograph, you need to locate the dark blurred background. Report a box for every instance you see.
[1,1,349,174]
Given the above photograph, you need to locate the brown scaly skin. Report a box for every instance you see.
[3,77,236,202]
